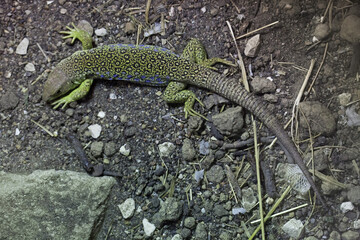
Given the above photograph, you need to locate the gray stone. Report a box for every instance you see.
[250,76,276,94]
[171,233,183,240]
[329,231,341,240]
[0,170,116,239]
[91,141,104,157]
[180,228,191,239]
[65,108,74,117]
[143,218,156,237]
[212,106,244,137]
[77,20,93,36]
[340,15,360,43]
[340,201,354,213]
[184,217,196,229]
[347,185,360,204]
[213,204,228,217]
[299,101,336,136]
[0,91,19,110]
[244,34,260,57]
[199,140,210,155]
[338,93,352,106]
[124,22,136,34]
[104,141,117,156]
[119,143,131,156]
[314,23,331,40]
[242,187,257,211]
[152,197,183,227]
[282,218,304,239]
[88,124,102,138]
[342,230,360,240]
[195,222,207,240]
[304,149,328,171]
[182,138,196,161]
[206,165,224,183]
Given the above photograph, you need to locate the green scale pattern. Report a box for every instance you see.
[58,44,207,86]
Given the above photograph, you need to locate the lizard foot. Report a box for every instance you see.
[51,95,75,109]
[184,97,207,120]
[60,23,82,44]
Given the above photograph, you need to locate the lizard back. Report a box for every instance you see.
[58,44,207,86]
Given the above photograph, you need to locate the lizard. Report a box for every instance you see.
[42,24,327,207]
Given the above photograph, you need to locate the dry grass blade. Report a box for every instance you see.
[225,165,241,203]
[31,119,56,137]
[145,0,152,24]
[249,185,292,240]
[310,169,347,189]
[236,21,279,40]
[291,59,315,141]
[227,20,265,239]
[305,43,329,95]
[250,203,308,224]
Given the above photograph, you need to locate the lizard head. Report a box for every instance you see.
[42,66,77,102]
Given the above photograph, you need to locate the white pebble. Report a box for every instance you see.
[16,38,29,55]
[88,124,102,138]
[143,218,156,236]
[25,63,35,72]
[109,93,117,99]
[158,142,176,157]
[120,144,131,156]
[340,201,354,213]
[95,28,107,37]
[60,8,67,14]
[118,198,135,219]
[97,111,105,118]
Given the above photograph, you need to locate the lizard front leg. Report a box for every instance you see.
[52,79,93,109]
[60,23,93,50]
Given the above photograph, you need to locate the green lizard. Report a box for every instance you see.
[42,24,327,207]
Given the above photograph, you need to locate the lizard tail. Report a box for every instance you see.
[193,70,327,207]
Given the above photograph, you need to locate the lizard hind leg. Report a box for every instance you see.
[163,38,236,119]
[162,81,206,119]
[182,38,236,70]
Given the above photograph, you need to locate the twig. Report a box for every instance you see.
[226,21,248,90]
[229,0,241,13]
[31,69,50,85]
[36,43,50,62]
[291,59,315,141]
[31,119,56,137]
[306,43,329,95]
[236,21,279,40]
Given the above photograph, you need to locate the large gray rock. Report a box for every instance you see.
[0,170,116,239]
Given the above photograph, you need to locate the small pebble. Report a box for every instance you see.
[95,28,107,37]
[16,38,29,55]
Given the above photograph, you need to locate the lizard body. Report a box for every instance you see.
[42,25,326,207]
